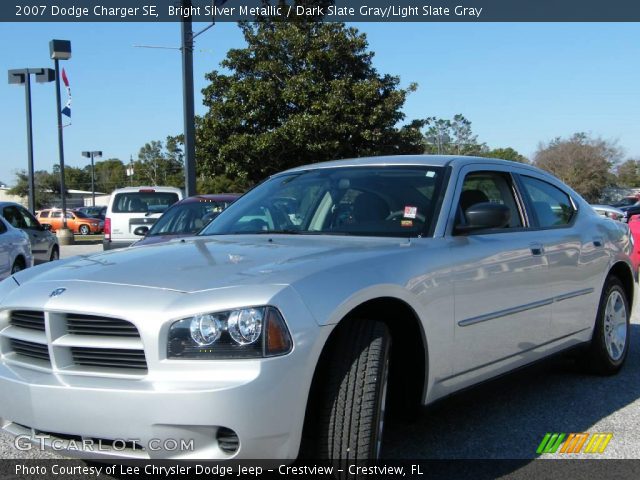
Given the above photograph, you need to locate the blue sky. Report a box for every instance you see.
[1,21,639,186]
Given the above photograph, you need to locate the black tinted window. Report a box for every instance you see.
[112,192,180,214]
[520,176,575,227]
[202,166,444,238]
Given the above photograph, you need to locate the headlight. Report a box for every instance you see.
[167,306,292,359]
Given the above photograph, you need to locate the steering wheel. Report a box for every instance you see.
[385,210,426,222]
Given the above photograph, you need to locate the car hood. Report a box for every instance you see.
[14,235,413,293]
[133,233,192,246]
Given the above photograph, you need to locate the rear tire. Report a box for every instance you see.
[584,276,630,375]
[79,225,90,235]
[307,319,391,464]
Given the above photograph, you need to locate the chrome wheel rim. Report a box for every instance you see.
[604,290,627,361]
[375,353,390,459]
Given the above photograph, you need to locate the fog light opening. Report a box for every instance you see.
[216,427,239,454]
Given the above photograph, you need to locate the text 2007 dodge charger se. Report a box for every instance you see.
[0,156,634,460]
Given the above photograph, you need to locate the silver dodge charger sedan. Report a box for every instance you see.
[0,156,633,461]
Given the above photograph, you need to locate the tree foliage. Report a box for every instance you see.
[132,138,184,187]
[8,170,57,209]
[534,133,622,202]
[195,19,425,185]
[423,114,486,155]
[616,159,640,188]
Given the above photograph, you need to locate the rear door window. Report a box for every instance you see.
[520,176,575,227]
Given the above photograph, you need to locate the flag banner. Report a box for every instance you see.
[61,68,72,124]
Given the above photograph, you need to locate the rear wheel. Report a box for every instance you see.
[79,225,90,235]
[584,276,630,375]
[306,319,391,464]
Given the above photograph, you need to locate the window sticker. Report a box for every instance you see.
[404,206,417,219]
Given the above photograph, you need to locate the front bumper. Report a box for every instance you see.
[0,357,307,459]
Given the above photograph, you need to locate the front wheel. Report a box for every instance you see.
[584,276,630,375]
[11,258,24,274]
[309,319,391,463]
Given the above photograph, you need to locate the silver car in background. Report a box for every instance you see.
[0,156,633,462]
[0,216,32,280]
[0,202,59,263]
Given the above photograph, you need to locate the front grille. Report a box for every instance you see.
[10,311,45,331]
[9,339,50,362]
[66,314,140,337]
[71,347,147,371]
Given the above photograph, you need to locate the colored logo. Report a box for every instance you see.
[49,287,66,298]
[537,432,613,454]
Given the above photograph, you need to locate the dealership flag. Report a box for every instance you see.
[61,68,71,120]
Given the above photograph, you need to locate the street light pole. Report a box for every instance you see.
[82,151,102,207]
[49,39,72,244]
[8,68,55,213]
[181,0,196,197]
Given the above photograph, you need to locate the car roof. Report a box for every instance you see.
[111,186,183,193]
[179,194,241,204]
[281,154,547,175]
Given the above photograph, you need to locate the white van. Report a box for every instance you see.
[103,186,183,250]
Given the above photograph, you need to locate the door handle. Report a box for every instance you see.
[530,242,544,256]
[593,237,603,248]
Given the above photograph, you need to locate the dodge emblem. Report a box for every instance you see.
[49,288,66,298]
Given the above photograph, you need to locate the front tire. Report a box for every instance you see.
[585,276,630,375]
[11,258,25,274]
[310,319,391,463]
[49,246,59,262]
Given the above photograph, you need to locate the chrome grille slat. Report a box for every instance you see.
[9,339,50,362]
[10,311,45,331]
[66,314,140,338]
[71,347,147,370]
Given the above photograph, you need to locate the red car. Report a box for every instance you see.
[132,194,240,246]
[627,216,640,274]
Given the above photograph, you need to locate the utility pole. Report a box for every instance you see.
[181,0,196,197]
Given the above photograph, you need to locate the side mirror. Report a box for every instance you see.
[41,223,52,231]
[133,226,149,236]
[456,202,511,234]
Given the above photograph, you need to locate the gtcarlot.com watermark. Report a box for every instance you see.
[14,434,194,452]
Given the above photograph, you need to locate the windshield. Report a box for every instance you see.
[148,199,234,236]
[201,166,444,237]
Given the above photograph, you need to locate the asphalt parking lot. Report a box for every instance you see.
[1,243,639,463]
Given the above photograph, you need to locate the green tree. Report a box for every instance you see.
[616,159,640,188]
[8,170,57,209]
[423,115,487,155]
[134,139,184,187]
[91,158,127,193]
[195,19,424,184]
[481,147,529,163]
[534,133,622,202]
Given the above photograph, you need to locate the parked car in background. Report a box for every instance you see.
[591,204,625,222]
[0,215,32,279]
[75,206,107,220]
[36,209,103,235]
[103,186,183,250]
[132,194,240,246]
[0,156,633,461]
[627,216,640,273]
[0,202,59,263]
[612,195,640,208]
